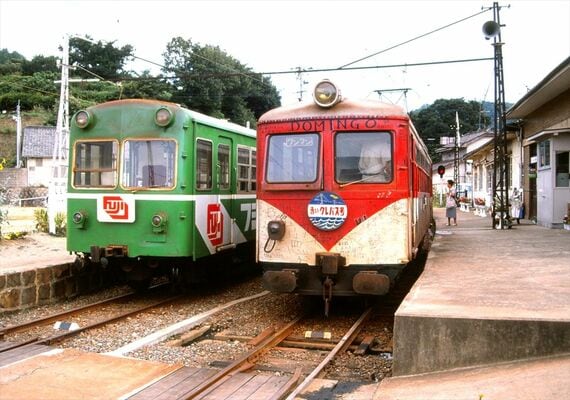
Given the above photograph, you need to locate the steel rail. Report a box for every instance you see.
[1,294,182,353]
[282,307,373,400]
[0,290,137,338]
[182,316,304,399]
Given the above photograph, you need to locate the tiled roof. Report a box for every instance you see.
[21,126,56,158]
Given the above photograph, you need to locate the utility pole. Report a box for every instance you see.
[14,101,22,168]
[452,111,461,189]
[483,2,510,229]
[48,35,70,234]
[294,67,309,102]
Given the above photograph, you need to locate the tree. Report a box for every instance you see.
[120,71,174,101]
[69,37,134,80]
[22,55,59,75]
[410,98,490,162]
[162,37,280,126]
[0,48,25,75]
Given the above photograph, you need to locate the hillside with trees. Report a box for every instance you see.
[0,38,281,167]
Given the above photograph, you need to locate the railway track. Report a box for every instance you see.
[0,285,179,352]
[128,306,375,400]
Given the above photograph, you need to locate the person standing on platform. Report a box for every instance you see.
[446,179,458,226]
[510,187,523,224]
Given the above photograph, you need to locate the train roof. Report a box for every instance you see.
[89,99,256,138]
[258,98,409,124]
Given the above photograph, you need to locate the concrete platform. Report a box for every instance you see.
[393,207,570,375]
[0,233,110,311]
[0,347,179,400]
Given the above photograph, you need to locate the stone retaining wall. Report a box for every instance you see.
[0,262,116,312]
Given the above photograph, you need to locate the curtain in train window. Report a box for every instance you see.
[335,132,392,183]
[73,140,118,188]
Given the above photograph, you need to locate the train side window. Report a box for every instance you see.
[238,146,256,192]
[335,132,392,184]
[73,140,118,188]
[196,139,213,190]
[218,144,230,190]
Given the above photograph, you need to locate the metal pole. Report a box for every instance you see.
[488,2,510,229]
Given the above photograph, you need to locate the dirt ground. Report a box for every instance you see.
[0,232,73,271]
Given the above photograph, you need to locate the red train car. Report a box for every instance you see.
[256,80,433,313]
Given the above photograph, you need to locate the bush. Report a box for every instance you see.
[55,212,66,236]
[34,208,48,233]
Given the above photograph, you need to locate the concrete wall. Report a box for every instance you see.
[0,263,116,312]
[392,316,570,376]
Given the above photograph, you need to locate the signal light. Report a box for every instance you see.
[437,165,445,178]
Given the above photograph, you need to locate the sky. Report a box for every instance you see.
[1,0,569,112]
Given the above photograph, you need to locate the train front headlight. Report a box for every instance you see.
[313,79,342,108]
[72,211,87,228]
[74,110,92,129]
[154,107,174,127]
[151,212,167,233]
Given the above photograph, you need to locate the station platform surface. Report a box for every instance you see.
[0,232,73,273]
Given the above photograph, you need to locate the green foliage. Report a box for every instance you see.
[34,208,49,233]
[0,48,25,75]
[70,36,134,79]
[163,37,280,127]
[22,55,59,75]
[54,212,66,236]
[410,98,491,162]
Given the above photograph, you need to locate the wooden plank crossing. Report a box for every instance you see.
[0,341,52,367]
[128,366,292,400]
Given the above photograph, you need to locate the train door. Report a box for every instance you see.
[216,137,234,249]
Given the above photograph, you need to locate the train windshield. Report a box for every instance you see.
[73,140,118,188]
[335,132,392,185]
[122,139,176,189]
[266,133,319,183]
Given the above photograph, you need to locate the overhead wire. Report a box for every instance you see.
[338,7,493,69]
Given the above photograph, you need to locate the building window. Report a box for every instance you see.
[538,140,550,168]
[555,151,569,187]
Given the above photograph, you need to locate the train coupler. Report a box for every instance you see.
[316,252,346,275]
[323,276,334,317]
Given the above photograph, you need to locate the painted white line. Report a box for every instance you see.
[106,290,270,357]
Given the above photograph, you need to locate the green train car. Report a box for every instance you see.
[67,99,257,287]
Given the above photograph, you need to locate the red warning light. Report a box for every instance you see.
[437,165,446,178]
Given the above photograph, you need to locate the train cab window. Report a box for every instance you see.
[238,146,256,192]
[218,144,230,190]
[266,133,319,183]
[73,140,118,188]
[122,139,176,189]
[335,132,392,184]
[196,139,213,190]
